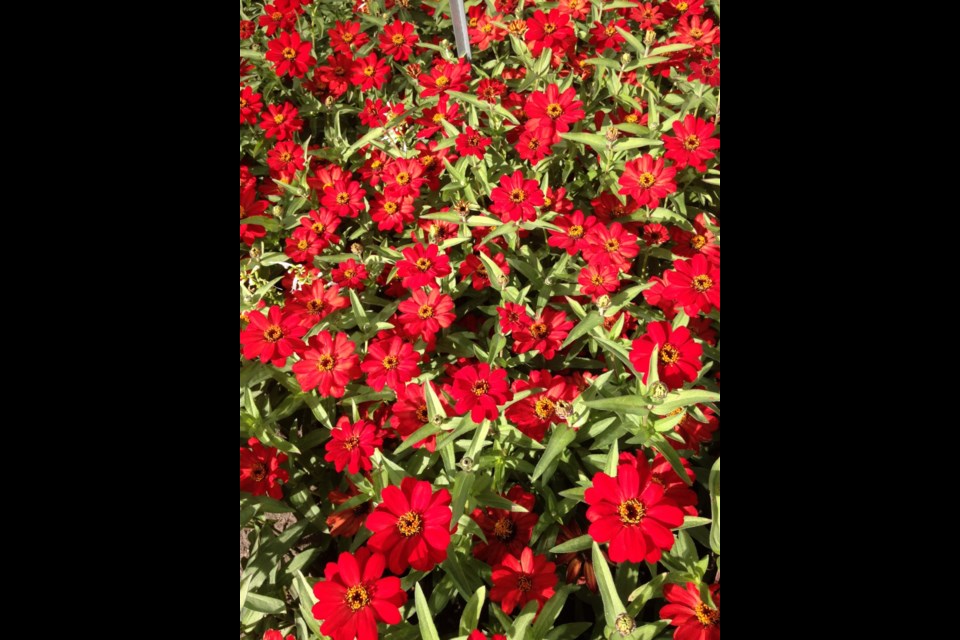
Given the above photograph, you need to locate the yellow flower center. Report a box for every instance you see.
[383,201,398,214]
[279,151,292,162]
[690,28,704,38]
[274,113,286,124]
[509,188,526,203]
[543,23,557,34]
[694,602,720,627]
[344,584,370,611]
[312,222,325,234]
[415,257,432,271]
[392,33,406,45]
[617,498,645,524]
[432,112,446,123]
[240,97,248,108]
[529,322,548,339]
[677,2,689,10]
[342,32,354,43]
[625,113,638,123]
[395,172,411,185]
[317,354,335,371]
[569,225,584,238]
[605,25,617,36]
[297,239,309,250]
[382,355,400,370]
[691,235,707,249]
[306,299,325,314]
[481,23,493,33]
[336,192,350,204]
[546,103,563,118]
[435,75,450,88]
[472,380,490,396]
[282,47,297,59]
[534,397,556,419]
[343,435,361,451]
[591,274,606,286]
[397,511,423,536]
[638,172,656,188]
[683,135,701,150]
[692,275,713,292]
[418,304,434,319]
[263,325,284,342]
[343,269,355,279]
[364,66,375,77]
[271,11,283,20]
[415,405,428,423]
[659,343,680,365]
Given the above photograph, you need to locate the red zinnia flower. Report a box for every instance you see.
[583,222,640,272]
[263,630,294,640]
[548,210,596,255]
[525,9,575,57]
[391,382,451,452]
[267,140,305,175]
[299,208,342,249]
[361,336,421,393]
[645,452,700,516]
[643,223,671,246]
[450,363,510,423]
[397,288,456,343]
[524,84,585,143]
[631,2,665,29]
[311,548,407,640]
[477,78,507,103]
[259,101,303,141]
[589,19,627,53]
[240,186,268,246]
[315,53,353,97]
[416,94,462,139]
[240,85,263,124]
[497,302,531,334]
[382,158,427,199]
[468,632,506,640]
[671,213,719,265]
[676,15,720,56]
[288,280,349,327]
[456,126,492,160]
[326,482,372,537]
[470,485,538,565]
[619,155,677,209]
[660,582,721,640]
[489,170,544,223]
[459,250,509,290]
[240,19,256,40]
[663,254,720,316]
[396,243,452,288]
[266,30,315,78]
[325,416,383,475]
[629,321,702,389]
[584,456,685,563]
[490,547,557,615]
[516,126,554,164]
[663,115,720,172]
[240,437,289,499]
[504,370,575,442]
[328,20,369,55]
[285,227,323,263]
[259,1,297,36]
[350,53,392,92]
[688,58,720,87]
[322,178,367,218]
[380,20,418,61]
[292,331,361,397]
[419,59,471,98]
[578,263,620,300]
[365,477,453,574]
[371,193,416,234]
[331,258,368,291]
[240,305,306,367]
[512,308,573,361]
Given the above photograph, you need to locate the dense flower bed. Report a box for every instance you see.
[240,1,720,639]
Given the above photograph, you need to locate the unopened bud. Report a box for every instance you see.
[460,456,474,472]
[644,30,656,46]
[620,52,632,66]
[350,243,364,256]
[496,273,509,287]
[597,295,612,310]
[604,127,619,143]
[272,205,283,216]
[615,613,636,636]
[555,400,571,419]
[249,247,261,260]
[324,95,335,107]
[650,380,669,400]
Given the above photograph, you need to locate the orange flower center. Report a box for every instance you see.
[392,33,406,45]
[517,575,533,592]
[420,155,435,168]
[383,202,398,214]
[481,23,493,33]
[342,32,355,43]
[274,113,286,124]
[638,172,656,188]
[336,192,350,204]
[395,172,411,185]
[508,19,526,35]
[476,263,488,276]
[251,462,267,482]
[617,498,645,524]
[605,238,620,252]
[240,97,248,108]
[690,27,703,38]
[469,17,479,28]
[306,299,325,314]
[543,23,557,34]
[692,275,713,292]
[343,269,355,279]
[469,135,481,146]
[509,188,527,203]
[344,584,370,611]
[677,2,689,10]
[472,379,490,396]
[382,355,400,370]
[418,304,434,319]
[605,25,617,36]
[660,343,680,365]
[493,517,516,541]
[397,511,423,536]
[312,222,325,234]
[568,225,584,238]
[691,235,707,249]
[297,239,309,250]
[546,103,563,118]
[415,405,429,423]
[530,322,548,339]
[435,75,450,88]
[364,66,375,77]
[683,135,701,150]
[432,112,446,123]
[625,113,638,123]
[279,151,292,162]
[694,602,720,627]
[534,397,556,419]
[282,47,297,59]
[528,138,540,150]
[415,257,432,271]
[317,354,335,371]
[591,274,606,286]
[263,325,284,342]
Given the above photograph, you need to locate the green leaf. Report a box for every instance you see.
[450,470,476,525]
[343,127,384,160]
[459,586,486,636]
[531,423,577,482]
[626,573,669,616]
[615,26,647,57]
[531,585,577,639]
[560,311,603,349]
[677,516,712,530]
[559,132,609,153]
[592,541,625,629]
[648,432,693,485]
[477,250,506,291]
[634,621,671,640]
[415,583,441,640]
[393,421,444,454]
[475,490,529,512]
[294,571,323,637]
[348,288,367,331]
[604,438,619,475]
[651,389,720,415]
[650,43,694,56]
[509,600,540,640]
[549,534,592,554]
[612,137,663,152]
[709,457,720,555]
[583,395,650,416]
[544,623,592,640]
[239,574,252,612]
[244,591,286,614]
